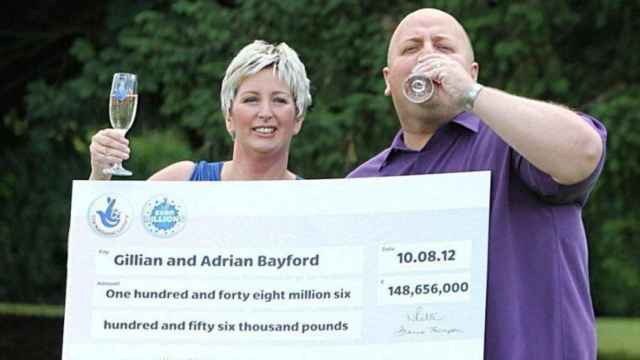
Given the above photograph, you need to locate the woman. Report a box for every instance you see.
[89,40,311,181]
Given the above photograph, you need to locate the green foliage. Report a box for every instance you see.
[127,129,194,179]
[1,0,639,317]
[585,87,640,316]
[0,125,79,302]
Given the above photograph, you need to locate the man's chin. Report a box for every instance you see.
[397,107,452,130]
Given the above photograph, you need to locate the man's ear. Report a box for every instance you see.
[470,62,479,82]
[383,67,391,96]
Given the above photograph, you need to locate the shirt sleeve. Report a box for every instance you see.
[510,113,607,206]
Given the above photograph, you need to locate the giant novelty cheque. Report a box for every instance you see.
[63,172,490,360]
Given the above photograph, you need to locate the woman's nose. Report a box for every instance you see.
[257,101,273,120]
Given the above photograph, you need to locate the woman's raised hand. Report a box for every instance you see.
[89,129,130,180]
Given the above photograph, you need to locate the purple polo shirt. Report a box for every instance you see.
[348,111,607,360]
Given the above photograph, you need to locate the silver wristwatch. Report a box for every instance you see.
[463,83,484,111]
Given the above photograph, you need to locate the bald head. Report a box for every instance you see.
[387,8,475,66]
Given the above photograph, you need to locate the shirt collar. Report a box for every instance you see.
[381,111,481,169]
[452,111,481,133]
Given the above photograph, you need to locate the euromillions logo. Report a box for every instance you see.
[114,81,128,101]
[88,194,132,237]
[142,196,186,238]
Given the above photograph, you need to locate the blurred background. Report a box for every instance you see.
[1,0,638,359]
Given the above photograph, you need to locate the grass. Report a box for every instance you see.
[598,317,640,359]
[1,303,638,358]
[0,302,63,318]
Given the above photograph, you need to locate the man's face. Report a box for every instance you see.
[383,9,477,116]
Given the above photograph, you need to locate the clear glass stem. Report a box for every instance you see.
[104,162,132,176]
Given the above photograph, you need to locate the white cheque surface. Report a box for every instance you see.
[63,172,490,360]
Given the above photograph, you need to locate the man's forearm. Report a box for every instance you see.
[471,86,603,185]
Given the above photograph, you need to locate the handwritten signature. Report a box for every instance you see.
[395,325,463,337]
[397,307,461,336]
[406,306,444,322]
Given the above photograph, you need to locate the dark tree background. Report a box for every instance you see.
[1,0,639,317]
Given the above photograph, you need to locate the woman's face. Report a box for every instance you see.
[227,68,302,156]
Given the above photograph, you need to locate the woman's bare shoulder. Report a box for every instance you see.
[147,161,196,181]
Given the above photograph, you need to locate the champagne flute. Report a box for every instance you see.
[403,64,434,103]
[104,72,137,176]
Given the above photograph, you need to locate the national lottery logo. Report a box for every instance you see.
[88,194,132,237]
[142,195,186,238]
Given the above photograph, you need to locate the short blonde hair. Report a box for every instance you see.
[220,40,312,120]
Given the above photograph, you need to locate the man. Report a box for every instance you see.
[348,8,606,360]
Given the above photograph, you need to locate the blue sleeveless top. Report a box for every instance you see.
[189,161,302,181]
[190,161,223,181]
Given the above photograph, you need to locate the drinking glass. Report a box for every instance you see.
[403,65,434,103]
[104,73,137,176]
